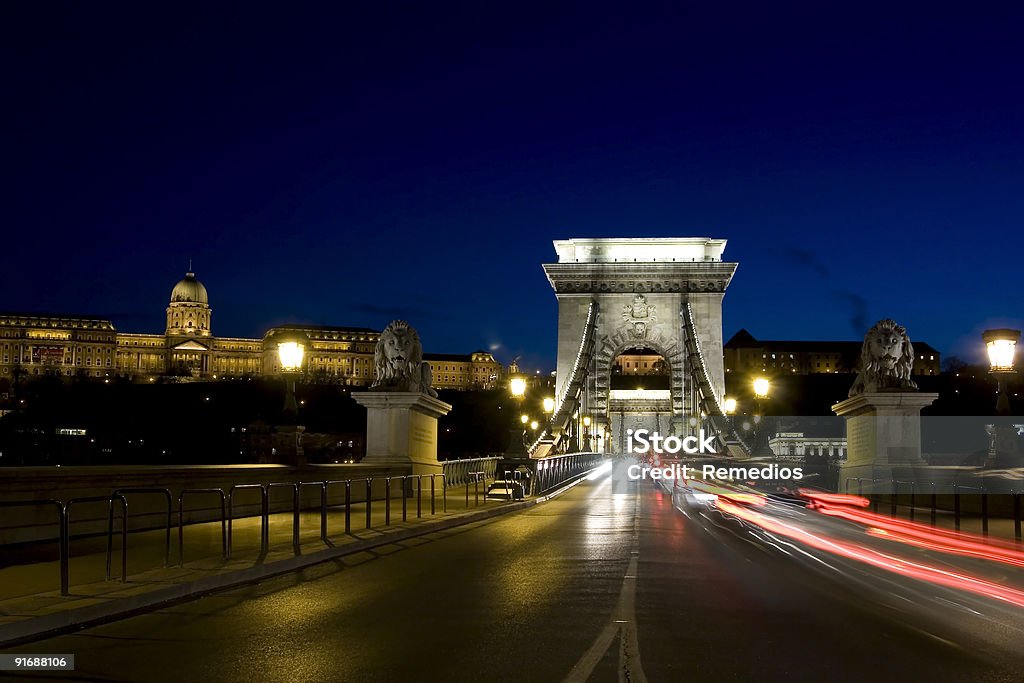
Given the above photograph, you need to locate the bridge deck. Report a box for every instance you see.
[5,464,1021,681]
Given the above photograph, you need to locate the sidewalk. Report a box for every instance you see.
[0,484,519,646]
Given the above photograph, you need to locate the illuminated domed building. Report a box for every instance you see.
[0,269,503,389]
[166,271,211,337]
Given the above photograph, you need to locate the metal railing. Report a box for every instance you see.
[67,495,127,593]
[0,500,66,593]
[182,488,228,564]
[535,453,604,494]
[226,484,265,559]
[0,497,129,597]
[113,488,173,568]
[843,477,1011,539]
[443,457,499,488]
[501,470,531,499]
[267,482,301,551]
[0,466,520,596]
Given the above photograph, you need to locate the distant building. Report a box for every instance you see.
[724,329,940,377]
[613,350,668,376]
[425,352,504,390]
[767,432,847,462]
[0,270,503,390]
[0,313,117,379]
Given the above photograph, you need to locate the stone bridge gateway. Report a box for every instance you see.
[538,237,738,455]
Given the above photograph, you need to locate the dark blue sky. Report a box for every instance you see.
[4,2,1022,371]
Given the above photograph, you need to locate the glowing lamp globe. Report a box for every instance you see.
[753,377,770,400]
[543,397,555,413]
[983,329,1020,373]
[277,341,305,373]
[510,376,527,398]
[723,397,737,415]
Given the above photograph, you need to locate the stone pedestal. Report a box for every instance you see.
[353,392,453,475]
[832,392,938,489]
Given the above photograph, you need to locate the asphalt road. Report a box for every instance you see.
[5,466,1024,682]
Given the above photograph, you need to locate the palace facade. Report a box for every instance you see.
[0,271,504,390]
[724,329,941,377]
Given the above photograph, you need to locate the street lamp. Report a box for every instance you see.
[506,368,530,458]
[751,378,772,458]
[753,377,770,405]
[543,396,555,414]
[277,340,305,419]
[582,415,592,452]
[983,329,1019,415]
[721,396,738,442]
[510,375,527,399]
[266,328,308,465]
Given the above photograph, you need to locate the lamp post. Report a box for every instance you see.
[269,330,307,466]
[278,340,304,420]
[753,377,770,416]
[506,370,530,458]
[983,329,1019,468]
[723,397,737,415]
[752,378,772,458]
[983,329,1019,415]
[510,376,527,400]
[723,396,737,441]
[582,415,592,452]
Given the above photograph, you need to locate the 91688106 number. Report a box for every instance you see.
[0,654,75,670]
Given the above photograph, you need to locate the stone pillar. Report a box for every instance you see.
[353,392,453,476]
[832,392,937,491]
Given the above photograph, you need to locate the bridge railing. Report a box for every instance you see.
[443,456,499,488]
[0,453,609,597]
[843,477,1022,539]
[535,453,605,494]
[0,469,495,597]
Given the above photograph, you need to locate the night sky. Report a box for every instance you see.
[4,3,1022,371]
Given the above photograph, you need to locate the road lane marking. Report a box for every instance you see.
[564,489,647,683]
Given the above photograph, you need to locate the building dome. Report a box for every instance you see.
[170,272,208,305]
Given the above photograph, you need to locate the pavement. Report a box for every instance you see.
[0,480,524,647]
[4,463,1024,682]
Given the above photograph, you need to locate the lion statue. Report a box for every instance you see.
[371,320,437,397]
[849,319,919,397]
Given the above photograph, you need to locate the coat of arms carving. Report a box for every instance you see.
[623,294,657,339]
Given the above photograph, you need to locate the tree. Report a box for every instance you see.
[942,356,968,373]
